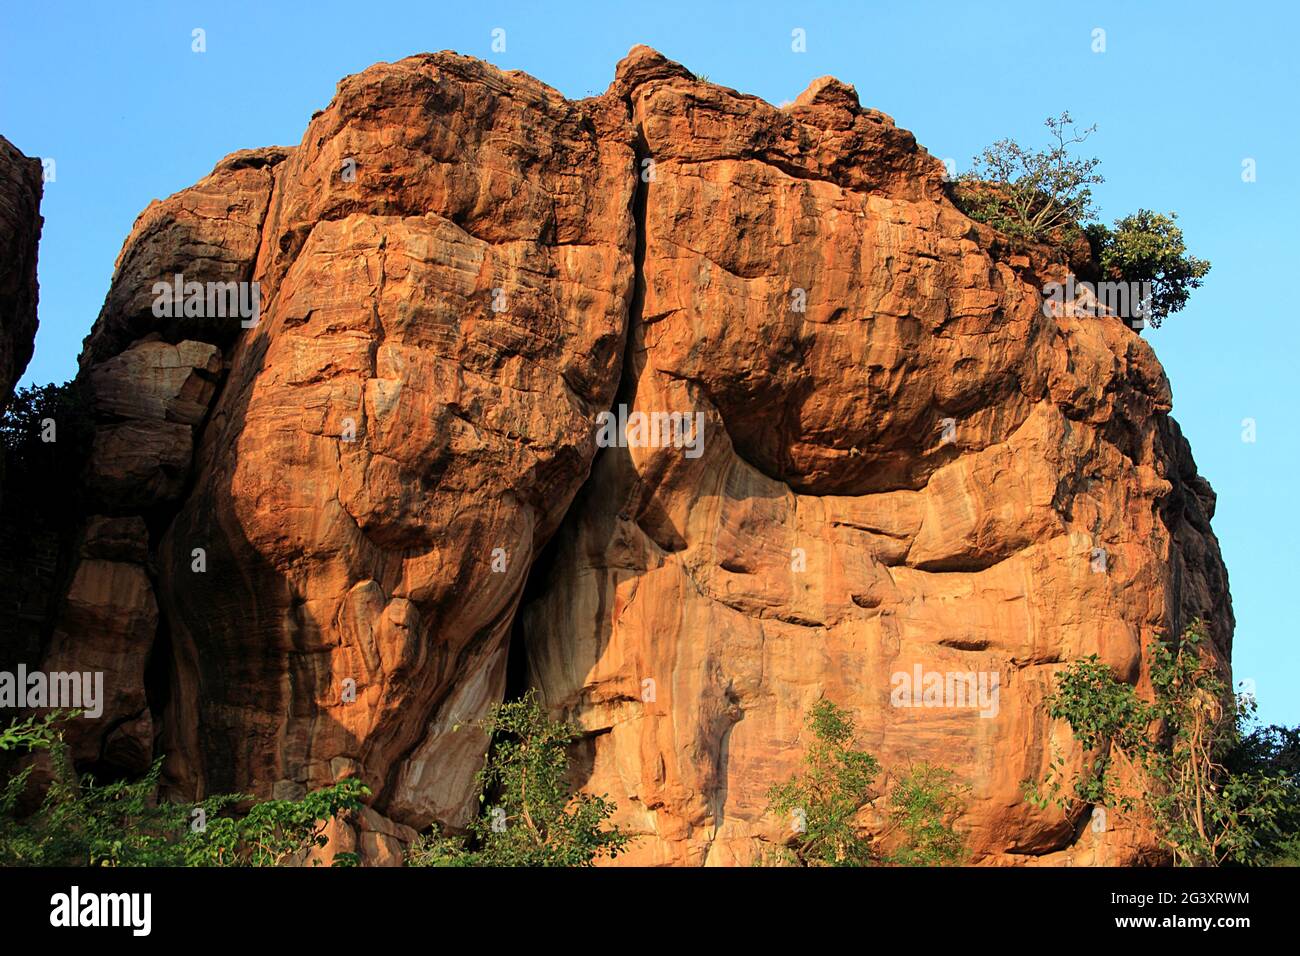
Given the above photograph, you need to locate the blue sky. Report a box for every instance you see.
[2,1,1296,724]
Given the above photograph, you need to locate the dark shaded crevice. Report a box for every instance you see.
[77,711,148,784]
[502,106,654,711]
[142,602,174,727]
[133,393,226,773]
[503,527,568,704]
[618,118,652,410]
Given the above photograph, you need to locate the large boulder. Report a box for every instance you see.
[22,48,1231,866]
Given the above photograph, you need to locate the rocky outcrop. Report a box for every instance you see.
[24,150,287,780]
[0,135,42,409]
[17,47,1231,865]
[86,339,222,509]
[41,516,158,771]
[152,54,635,825]
[77,147,287,371]
[523,53,1229,865]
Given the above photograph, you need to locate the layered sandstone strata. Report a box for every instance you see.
[13,47,1230,865]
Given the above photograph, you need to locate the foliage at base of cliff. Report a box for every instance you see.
[0,711,368,866]
[1027,622,1300,867]
[765,699,969,867]
[407,690,630,867]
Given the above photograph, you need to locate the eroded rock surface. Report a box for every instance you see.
[522,48,1229,866]
[19,47,1231,865]
[153,53,636,829]
[0,135,42,410]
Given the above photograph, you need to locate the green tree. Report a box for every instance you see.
[955,112,1103,245]
[765,699,968,866]
[0,712,368,866]
[766,699,879,866]
[1027,621,1297,866]
[1225,722,1300,865]
[407,690,630,867]
[955,116,1211,326]
[0,381,93,493]
[882,763,969,866]
[1088,210,1211,326]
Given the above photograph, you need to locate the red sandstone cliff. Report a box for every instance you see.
[0,135,43,410]
[12,47,1231,865]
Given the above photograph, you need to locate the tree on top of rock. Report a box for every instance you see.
[954,113,1210,327]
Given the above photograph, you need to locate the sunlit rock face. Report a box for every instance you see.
[152,53,636,824]
[27,47,1229,865]
[523,47,1231,866]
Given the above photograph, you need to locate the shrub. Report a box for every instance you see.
[766,699,881,866]
[1223,722,1300,865]
[955,112,1103,245]
[956,115,1211,326]
[1026,621,1298,866]
[1088,210,1211,326]
[765,699,967,866]
[407,690,630,867]
[882,763,969,866]
[0,711,368,866]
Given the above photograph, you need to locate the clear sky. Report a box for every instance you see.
[2,1,1295,724]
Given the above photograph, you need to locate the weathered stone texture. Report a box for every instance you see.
[22,48,1230,866]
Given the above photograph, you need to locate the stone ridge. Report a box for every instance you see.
[0,135,43,410]
[12,46,1232,866]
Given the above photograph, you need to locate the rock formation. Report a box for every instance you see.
[0,135,43,410]
[0,136,46,674]
[6,47,1232,865]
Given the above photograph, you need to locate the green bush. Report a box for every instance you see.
[956,115,1210,326]
[883,763,969,866]
[765,699,967,866]
[1088,210,1210,326]
[0,711,368,866]
[1224,722,1300,865]
[1026,621,1299,866]
[407,690,630,867]
[955,112,1102,245]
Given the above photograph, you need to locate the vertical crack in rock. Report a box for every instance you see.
[499,70,654,760]
[514,46,1235,867]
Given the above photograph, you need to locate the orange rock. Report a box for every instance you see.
[523,47,1230,866]
[152,53,636,830]
[25,47,1230,866]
